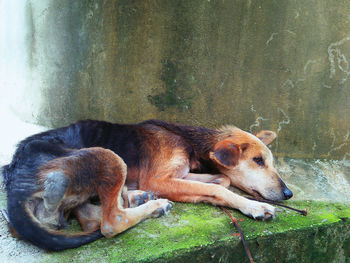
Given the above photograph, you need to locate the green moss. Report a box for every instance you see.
[41,201,350,263]
[147,59,193,111]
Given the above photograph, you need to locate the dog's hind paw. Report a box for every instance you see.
[150,199,173,218]
[240,200,277,220]
[127,190,156,208]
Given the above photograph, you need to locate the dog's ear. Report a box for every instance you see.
[254,130,277,145]
[209,140,240,169]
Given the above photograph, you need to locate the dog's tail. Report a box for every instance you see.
[2,164,102,251]
[7,194,103,251]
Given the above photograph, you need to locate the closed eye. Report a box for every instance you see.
[253,157,264,166]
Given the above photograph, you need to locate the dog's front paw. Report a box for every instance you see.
[150,199,173,218]
[240,200,276,220]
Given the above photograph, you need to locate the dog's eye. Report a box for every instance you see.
[253,157,264,166]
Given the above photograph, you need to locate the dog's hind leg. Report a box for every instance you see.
[101,197,173,238]
[73,203,101,232]
[125,190,156,208]
[95,150,173,238]
[32,170,70,228]
[43,170,69,213]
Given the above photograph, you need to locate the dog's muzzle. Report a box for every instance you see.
[282,187,293,199]
[278,177,293,200]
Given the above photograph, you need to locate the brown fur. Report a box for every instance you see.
[9,120,292,250]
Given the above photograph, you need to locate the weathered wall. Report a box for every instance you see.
[3,0,350,159]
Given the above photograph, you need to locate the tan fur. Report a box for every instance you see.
[23,121,291,245]
[133,125,290,220]
[26,147,172,239]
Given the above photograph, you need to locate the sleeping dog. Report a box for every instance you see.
[2,119,292,251]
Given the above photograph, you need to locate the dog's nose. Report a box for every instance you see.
[283,187,293,199]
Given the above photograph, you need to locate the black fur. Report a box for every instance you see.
[2,119,218,251]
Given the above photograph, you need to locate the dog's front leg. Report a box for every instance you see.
[182,173,231,188]
[144,178,277,220]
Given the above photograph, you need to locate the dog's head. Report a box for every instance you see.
[209,127,292,201]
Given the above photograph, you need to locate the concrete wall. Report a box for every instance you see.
[1,0,350,159]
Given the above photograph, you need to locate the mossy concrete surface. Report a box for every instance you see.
[41,201,350,263]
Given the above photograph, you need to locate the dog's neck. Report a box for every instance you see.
[144,120,238,159]
[199,126,238,157]
[182,128,218,158]
[175,125,238,159]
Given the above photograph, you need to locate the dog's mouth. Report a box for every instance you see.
[237,185,282,201]
[252,190,265,200]
[251,189,286,202]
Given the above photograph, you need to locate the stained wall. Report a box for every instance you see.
[2,0,350,159]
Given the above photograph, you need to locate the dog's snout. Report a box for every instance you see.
[283,187,293,199]
[278,177,293,200]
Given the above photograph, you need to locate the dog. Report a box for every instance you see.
[2,119,292,251]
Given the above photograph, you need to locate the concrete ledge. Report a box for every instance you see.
[41,201,350,263]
